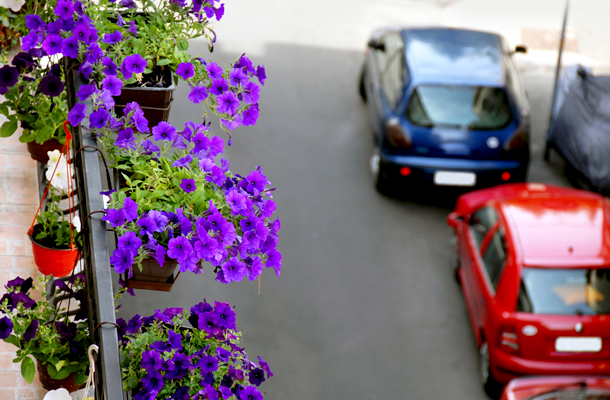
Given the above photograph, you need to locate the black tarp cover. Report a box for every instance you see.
[548,67,610,194]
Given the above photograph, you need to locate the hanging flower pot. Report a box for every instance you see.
[37,360,83,392]
[113,79,175,128]
[26,138,64,164]
[124,258,180,292]
[28,224,79,278]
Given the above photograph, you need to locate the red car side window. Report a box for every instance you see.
[482,226,507,289]
[468,206,499,250]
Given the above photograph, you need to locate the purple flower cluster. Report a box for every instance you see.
[105,120,281,282]
[121,302,271,400]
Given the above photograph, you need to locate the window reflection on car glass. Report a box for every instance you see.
[469,206,498,249]
[406,85,512,129]
[483,227,506,289]
[519,268,610,315]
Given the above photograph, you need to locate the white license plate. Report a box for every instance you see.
[433,171,476,187]
[555,337,602,352]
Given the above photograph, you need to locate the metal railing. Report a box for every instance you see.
[64,61,124,400]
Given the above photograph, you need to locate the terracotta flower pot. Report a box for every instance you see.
[125,258,180,292]
[28,225,79,278]
[26,138,64,164]
[37,359,83,392]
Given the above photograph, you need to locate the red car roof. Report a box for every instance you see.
[455,183,610,267]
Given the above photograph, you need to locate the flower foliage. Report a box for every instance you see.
[99,122,281,282]
[0,275,91,385]
[119,301,272,400]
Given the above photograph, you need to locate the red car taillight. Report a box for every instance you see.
[499,326,520,355]
[386,118,412,148]
[503,125,529,153]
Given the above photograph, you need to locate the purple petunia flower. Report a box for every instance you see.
[118,231,142,256]
[122,197,138,222]
[216,92,240,115]
[55,0,75,19]
[102,208,126,227]
[21,32,42,52]
[23,319,39,342]
[142,371,164,393]
[25,15,45,32]
[86,44,103,63]
[226,189,247,214]
[141,350,163,373]
[191,133,210,154]
[109,247,134,274]
[249,368,265,387]
[258,356,273,378]
[255,65,266,86]
[103,31,123,45]
[42,34,63,56]
[121,54,146,77]
[243,81,260,104]
[168,329,182,350]
[215,3,225,20]
[152,121,176,141]
[266,249,282,277]
[137,216,156,237]
[188,86,208,104]
[229,69,248,87]
[242,105,259,126]
[120,0,136,8]
[131,110,149,133]
[89,108,110,129]
[176,62,194,80]
[102,57,117,76]
[199,355,218,374]
[115,129,134,150]
[0,65,18,88]
[245,256,263,281]
[39,75,65,97]
[127,20,138,36]
[167,236,193,262]
[61,37,79,59]
[55,321,76,339]
[0,317,13,339]
[239,386,262,400]
[180,178,196,193]
[141,139,160,156]
[244,170,267,195]
[77,84,95,101]
[172,155,193,169]
[210,78,229,96]
[67,103,87,126]
[12,52,34,74]
[217,347,231,362]
[207,212,226,232]
[99,90,115,109]
[102,75,123,96]
[206,62,223,80]
[126,314,142,334]
[221,258,246,283]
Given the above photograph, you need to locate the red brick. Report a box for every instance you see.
[18,373,41,387]
[0,353,16,370]
[0,371,18,386]
[0,205,37,227]
[0,227,28,241]
[0,388,16,400]
[17,388,35,399]
[7,178,39,206]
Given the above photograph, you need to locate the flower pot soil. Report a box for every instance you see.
[26,138,64,164]
[28,224,79,277]
[37,359,83,392]
[125,258,179,292]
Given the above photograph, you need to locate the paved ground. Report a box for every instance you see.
[116,1,610,400]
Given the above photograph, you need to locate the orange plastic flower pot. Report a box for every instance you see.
[28,233,79,278]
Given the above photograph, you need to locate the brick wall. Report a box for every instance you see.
[0,130,46,399]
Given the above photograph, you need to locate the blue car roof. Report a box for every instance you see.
[402,28,505,87]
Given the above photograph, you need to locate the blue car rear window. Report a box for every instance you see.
[406,85,512,130]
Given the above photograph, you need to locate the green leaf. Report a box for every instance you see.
[54,359,66,372]
[118,191,127,202]
[35,126,55,144]
[21,357,35,384]
[156,59,172,66]
[74,370,88,385]
[0,104,9,116]
[18,130,36,143]
[0,118,17,137]
[4,335,19,347]
[121,173,132,186]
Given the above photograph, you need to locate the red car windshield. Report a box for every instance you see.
[517,267,610,315]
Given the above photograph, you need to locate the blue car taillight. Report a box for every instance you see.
[386,117,412,149]
[502,124,529,153]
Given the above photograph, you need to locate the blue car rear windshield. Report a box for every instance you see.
[517,267,610,315]
[406,85,512,130]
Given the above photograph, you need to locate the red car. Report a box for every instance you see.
[447,183,610,396]
[500,376,610,400]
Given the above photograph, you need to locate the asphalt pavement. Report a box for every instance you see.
[117,1,610,399]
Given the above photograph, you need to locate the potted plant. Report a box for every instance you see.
[0,274,91,391]
[28,149,81,277]
[95,114,281,290]
[118,300,273,400]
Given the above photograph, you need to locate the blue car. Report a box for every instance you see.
[359,27,530,193]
